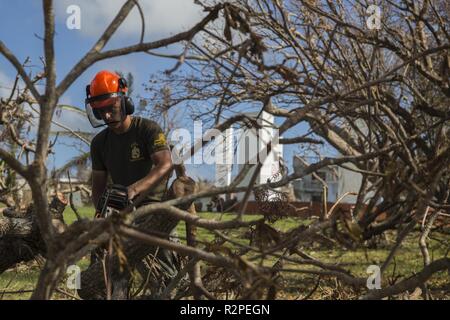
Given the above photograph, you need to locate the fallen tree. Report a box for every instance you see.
[0,193,67,274]
[0,166,198,300]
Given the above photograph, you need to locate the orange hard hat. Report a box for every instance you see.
[89,70,127,97]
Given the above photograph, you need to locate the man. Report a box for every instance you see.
[86,70,173,209]
[86,70,177,298]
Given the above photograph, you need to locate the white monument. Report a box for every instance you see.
[214,128,234,188]
[234,111,283,201]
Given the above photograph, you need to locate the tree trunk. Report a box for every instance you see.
[0,193,68,274]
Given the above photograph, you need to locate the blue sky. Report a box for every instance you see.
[0,1,208,177]
[0,0,326,182]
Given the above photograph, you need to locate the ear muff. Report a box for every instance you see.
[124,96,134,115]
[118,78,134,115]
[118,77,128,89]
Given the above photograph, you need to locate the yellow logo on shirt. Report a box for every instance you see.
[130,142,144,161]
[154,133,167,147]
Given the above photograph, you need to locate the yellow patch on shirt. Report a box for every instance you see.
[130,142,144,161]
[154,132,167,147]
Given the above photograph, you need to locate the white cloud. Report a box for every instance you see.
[56,0,205,40]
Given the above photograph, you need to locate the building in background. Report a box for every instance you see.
[209,112,364,209]
[14,176,90,208]
[292,156,362,204]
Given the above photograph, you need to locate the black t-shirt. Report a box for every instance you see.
[90,116,170,202]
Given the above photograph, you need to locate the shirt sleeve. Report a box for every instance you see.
[90,134,106,171]
[144,121,170,156]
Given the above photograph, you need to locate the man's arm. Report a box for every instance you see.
[92,170,108,210]
[127,149,173,200]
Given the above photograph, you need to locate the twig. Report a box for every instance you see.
[131,0,145,44]
[160,258,199,300]
[327,192,358,219]
[380,220,416,274]
[55,288,80,300]
[0,289,34,295]
[300,276,321,300]
[67,172,82,222]
[419,210,440,267]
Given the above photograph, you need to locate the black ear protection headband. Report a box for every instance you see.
[85,78,135,120]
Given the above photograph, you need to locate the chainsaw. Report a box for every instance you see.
[96,184,133,218]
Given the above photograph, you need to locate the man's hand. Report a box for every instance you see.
[127,185,138,200]
[126,150,173,201]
